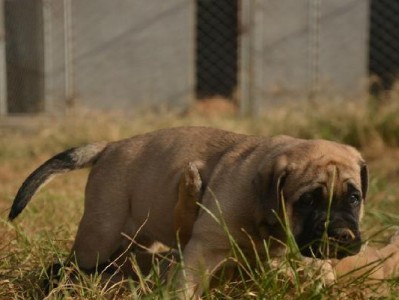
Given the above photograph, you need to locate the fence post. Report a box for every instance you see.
[0,0,6,115]
[239,0,253,116]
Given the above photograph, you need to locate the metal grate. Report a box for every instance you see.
[369,0,399,93]
[195,0,238,100]
[4,0,45,113]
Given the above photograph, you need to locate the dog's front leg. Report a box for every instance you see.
[175,237,229,299]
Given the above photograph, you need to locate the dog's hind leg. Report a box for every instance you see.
[69,166,131,271]
[70,201,130,271]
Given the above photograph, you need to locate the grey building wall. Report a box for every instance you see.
[1,0,372,115]
[43,0,194,112]
[248,0,369,110]
[319,1,369,93]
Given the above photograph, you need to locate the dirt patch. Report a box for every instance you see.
[189,97,238,117]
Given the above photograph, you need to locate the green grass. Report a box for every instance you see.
[1,96,399,298]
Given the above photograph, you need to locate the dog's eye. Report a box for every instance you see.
[297,193,316,209]
[348,193,361,207]
[297,188,322,209]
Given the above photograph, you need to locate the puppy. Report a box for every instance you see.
[8,127,368,297]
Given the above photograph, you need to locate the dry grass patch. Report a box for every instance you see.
[1,96,399,298]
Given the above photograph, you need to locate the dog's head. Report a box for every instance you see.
[255,139,368,259]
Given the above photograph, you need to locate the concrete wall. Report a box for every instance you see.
[250,0,369,109]
[41,0,194,112]
[1,0,371,114]
[72,0,194,110]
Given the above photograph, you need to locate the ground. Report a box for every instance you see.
[1,96,399,299]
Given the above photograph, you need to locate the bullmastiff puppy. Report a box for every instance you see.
[8,127,368,297]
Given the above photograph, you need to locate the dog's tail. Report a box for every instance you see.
[8,142,108,221]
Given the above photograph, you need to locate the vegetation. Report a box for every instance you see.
[1,90,399,299]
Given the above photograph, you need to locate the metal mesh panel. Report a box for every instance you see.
[369,0,399,92]
[195,0,238,100]
[4,0,45,113]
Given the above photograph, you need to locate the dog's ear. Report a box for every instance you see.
[359,161,368,201]
[254,155,289,226]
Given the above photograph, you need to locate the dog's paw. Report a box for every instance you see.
[301,257,336,286]
[389,227,399,244]
[43,263,64,295]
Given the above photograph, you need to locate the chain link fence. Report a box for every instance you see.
[0,0,398,115]
[369,0,399,93]
[195,0,238,101]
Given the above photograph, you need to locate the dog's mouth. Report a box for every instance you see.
[297,228,362,259]
[300,239,362,259]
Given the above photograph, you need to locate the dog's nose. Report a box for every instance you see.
[330,228,355,243]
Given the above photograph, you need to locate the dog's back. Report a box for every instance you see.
[85,127,252,245]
